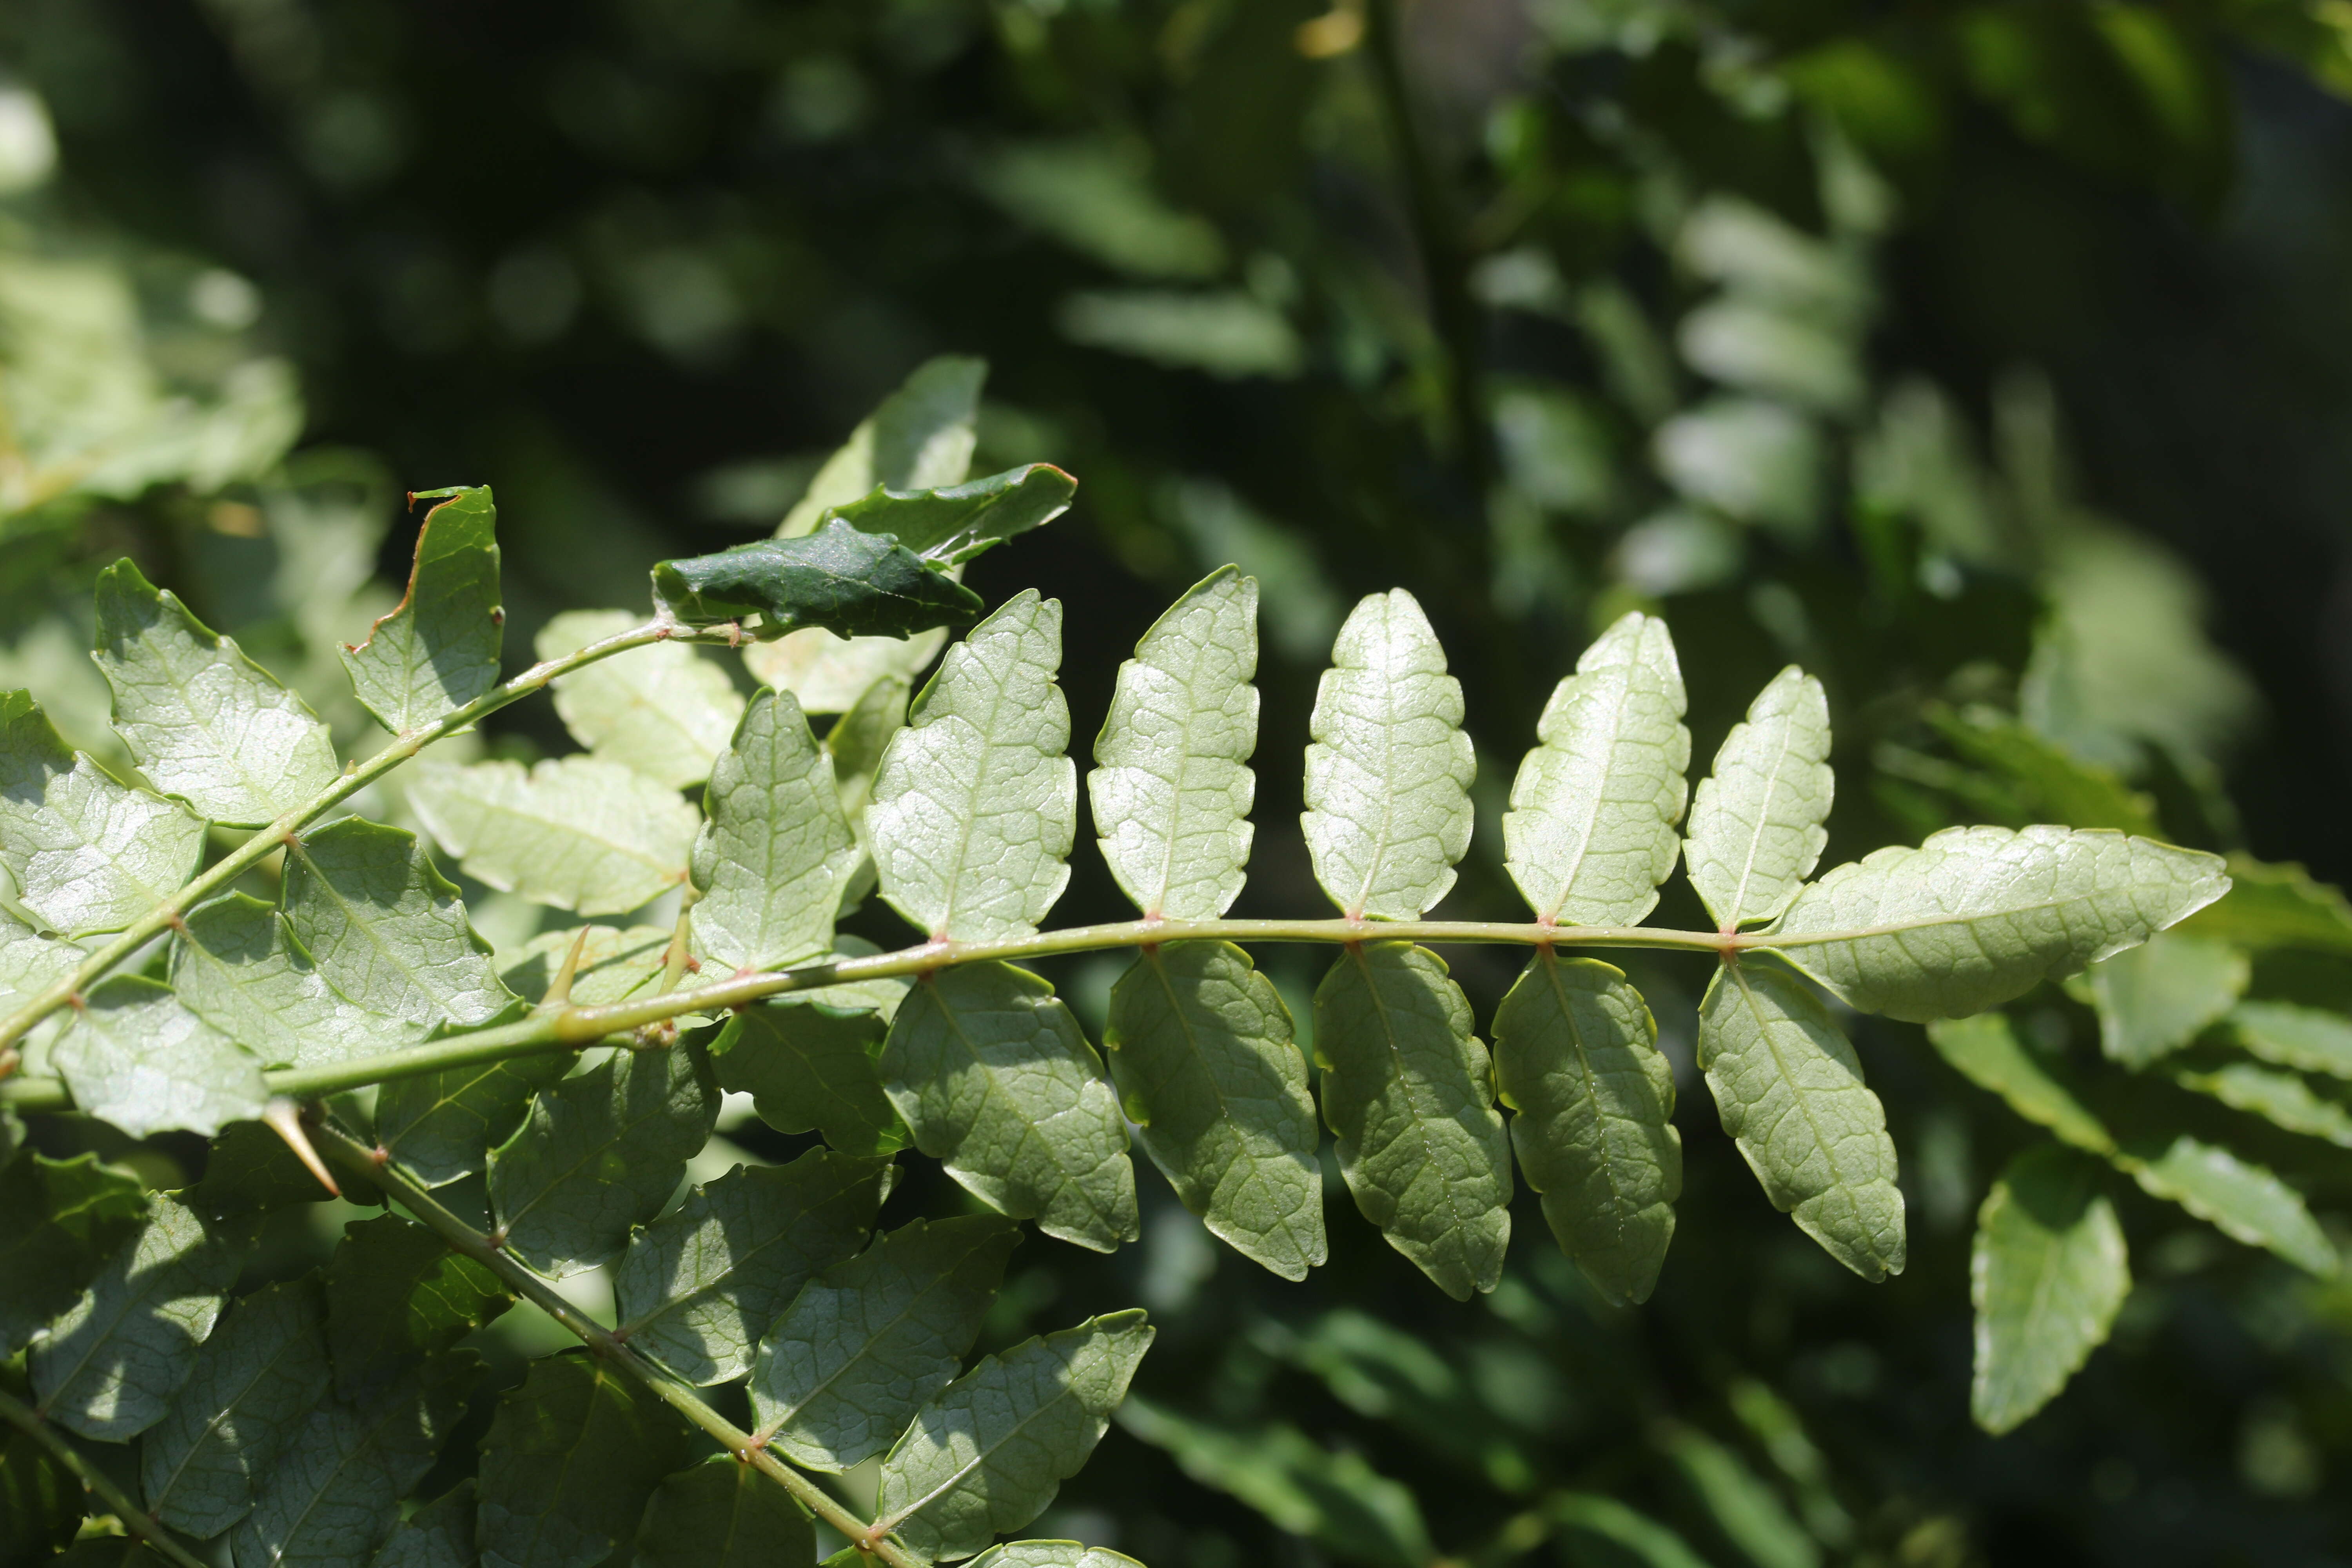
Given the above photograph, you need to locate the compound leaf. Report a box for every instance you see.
[710,1000,909,1156]
[375,1054,571,1190]
[1697,960,1904,1281]
[1504,611,1689,926]
[30,1193,249,1441]
[1088,567,1258,920]
[325,1215,510,1395]
[1971,1146,2130,1434]
[1682,665,1830,930]
[477,1350,695,1568]
[2121,1136,2336,1276]
[875,1310,1154,1562]
[880,961,1137,1252]
[1104,942,1323,1281]
[692,688,860,972]
[1766,826,2232,1022]
[232,1351,478,1568]
[282,818,514,1030]
[51,976,266,1138]
[869,590,1075,942]
[652,521,984,641]
[0,1152,148,1359]
[341,485,503,735]
[539,611,744,789]
[613,1152,889,1387]
[140,1277,331,1537]
[829,463,1076,566]
[372,1480,475,1568]
[0,691,205,936]
[172,893,424,1073]
[2171,1062,2352,1147]
[752,1214,1021,1472]
[488,1042,718,1278]
[1492,953,1681,1305]
[2077,930,2247,1067]
[633,1457,814,1568]
[1301,590,1474,920]
[2228,1001,2352,1080]
[1312,942,1511,1300]
[91,559,339,826]
[410,757,698,917]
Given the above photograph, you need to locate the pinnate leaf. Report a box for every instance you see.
[1302,590,1474,920]
[752,1214,1021,1472]
[341,485,503,735]
[476,1350,695,1568]
[1104,942,1323,1280]
[830,462,1076,565]
[612,1152,889,1387]
[881,961,1138,1252]
[692,688,860,971]
[2076,930,2246,1067]
[1927,1013,2114,1154]
[282,818,514,1029]
[540,610,744,789]
[1504,611,1689,926]
[1089,567,1258,920]
[2170,1062,2352,1146]
[51,975,266,1138]
[870,590,1076,942]
[1313,942,1511,1300]
[1767,826,2231,1022]
[876,1310,1154,1562]
[1697,960,1904,1280]
[410,757,698,917]
[1492,953,1680,1305]
[31,1193,249,1441]
[0,1151,147,1358]
[233,1351,478,1568]
[0,691,205,936]
[488,1042,718,1277]
[92,559,339,826]
[1970,1146,2130,1434]
[1682,665,1829,929]
[140,1277,331,1537]
[2120,1135,2336,1276]
[633,1457,815,1568]
[172,893,423,1072]
[711,999,910,1156]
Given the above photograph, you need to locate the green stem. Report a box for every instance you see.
[0,617,679,1060]
[308,1120,925,1568]
[0,917,1753,1113]
[0,1385,212,1568]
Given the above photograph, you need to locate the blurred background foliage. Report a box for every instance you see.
[6,0,2352,1563]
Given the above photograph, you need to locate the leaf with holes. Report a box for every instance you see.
[409,757,699,917]
[1492,953,1680,1305]
[340,485,503,735]
[869,590,1076,942]
[1505,611,1689,927]
[880,961,1137,1253]
[1104,942,1323,1281]
[1313,942,1511,1300]
[0,692,205,936]
[91,560,340,826]
[752,1214,1020,1472]
[1697,960,1904,1281]
[1301,590,1474,920]
[612,1152,889,1387]
[1089,567,1259,921]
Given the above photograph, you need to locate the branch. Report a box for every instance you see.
[307,1118,927,1568]
[0,616,684,1060]
[0,917,1757,1113]
[0,1385,212,1568]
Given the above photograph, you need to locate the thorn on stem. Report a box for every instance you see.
[541,925,593,1011]
[262,1099,341,1198]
